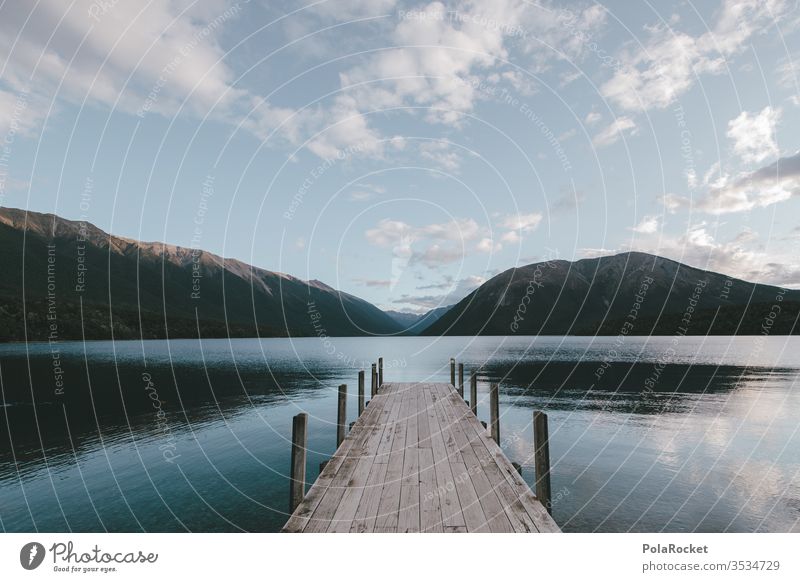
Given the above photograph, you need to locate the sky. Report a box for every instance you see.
[1,0,800,313]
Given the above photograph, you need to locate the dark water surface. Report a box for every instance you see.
[1,336,798,532]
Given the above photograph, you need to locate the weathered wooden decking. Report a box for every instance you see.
[282,382,560,533]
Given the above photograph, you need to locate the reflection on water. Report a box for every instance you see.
[1,336,798,532]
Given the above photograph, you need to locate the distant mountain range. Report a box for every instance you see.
[0,208,402,341]
[385,306,451,334]
[422,252,800,336]
[1,208,798,341]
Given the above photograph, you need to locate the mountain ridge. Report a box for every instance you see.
[0,207,402,341]
[422,251,800,336]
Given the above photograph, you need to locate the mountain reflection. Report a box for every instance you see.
[471,361,798,414]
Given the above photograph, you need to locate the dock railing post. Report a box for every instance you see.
[337,384,347,447]
[289,412,308,513]
[458,363,464,397]
[378,357,384,386]
[358,371,365,416]
[371,364,377,396]
[450,358,455,386]
[470,372,477,415]
[533,411,552,515]
[490,382,500,443]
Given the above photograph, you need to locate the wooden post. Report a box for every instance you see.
[289,412,307,513]
[450,358,455,386]
[533,411,552,515]
[371,364,377,396]
[378,357,383,386]
[470,371,477,415]
[358,370,365,416]
[337,384,347,447]
[458,363,464,397]
[489,382,500,443]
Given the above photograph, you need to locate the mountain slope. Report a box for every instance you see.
[0,208,402,341]
[385,305,452,334]
[422,252,800,336]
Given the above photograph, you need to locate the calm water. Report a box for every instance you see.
[1,335,798,532]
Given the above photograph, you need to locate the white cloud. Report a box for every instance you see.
[0,0,248,123]
[667,151,800,214]
[339,1,510,127]
[499,212,542,231]
[601,0,789,112]
[591,222,800,287]
[349,183,386,201]
[419,141,462,171]
[365,217,485,247]
[0,88,47,137]
[365,219,417,247]
[312,0,398,20]
[310,0,609,157]
[365,216,489,268]
[501,230,521,244]
[727,106,781,164]
[354,278,393,288]
[497,212,542,244]
[584,111,602,126]
[0,0,612,164]
[0,1,401,161]
[476,237,502,253]
[413,245,459,266]
[775,54,800,90]
[630,215,660,234]
[660,193,689,214]
[392,274,487,311]
[592,116,637,147]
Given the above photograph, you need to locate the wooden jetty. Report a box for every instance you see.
[283,370,560,533]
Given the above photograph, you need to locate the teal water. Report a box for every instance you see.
[1,335,798,532]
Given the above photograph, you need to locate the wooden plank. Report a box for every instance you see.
[283,382,560,533]
[296,389,392,533]
[438,392,514,532]
[326,398,395,532]
[373,386,411,531]
[349,388,405,532]
[282,392,387,532]
[423,386,464,528]
[457,399,560,533]
[396,387,424,532]
[440,390,537,532]
[437,384,559,533]
[431,384,490,532]
[397,447,420,532]
[419,447,443,532]
[417,387,432,449]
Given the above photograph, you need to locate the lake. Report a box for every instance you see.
[1,335,798,532]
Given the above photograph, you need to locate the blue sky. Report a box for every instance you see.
[1,0,800,312]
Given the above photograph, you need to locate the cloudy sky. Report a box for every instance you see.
[1,0,800,312]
